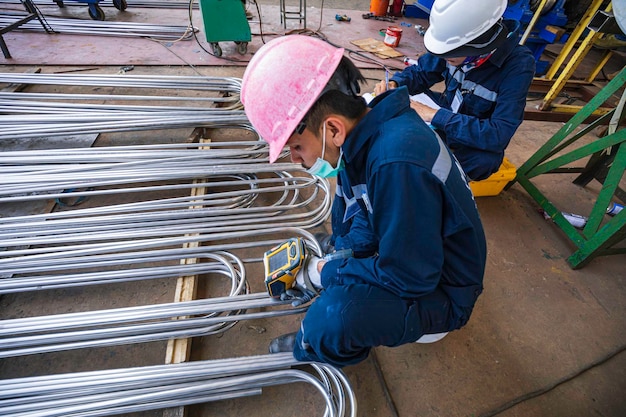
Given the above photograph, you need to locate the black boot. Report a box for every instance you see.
[314,232,334,255]
[268,332,298,353]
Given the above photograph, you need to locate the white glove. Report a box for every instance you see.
[296,255,323,291]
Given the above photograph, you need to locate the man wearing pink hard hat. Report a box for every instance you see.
[241,33,486,367]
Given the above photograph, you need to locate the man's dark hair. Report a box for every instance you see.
[304,56,368,132]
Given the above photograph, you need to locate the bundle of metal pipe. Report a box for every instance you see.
[0,73,246,138]
[1,154,330,250]
[0,73,243,91]
[0,72,347,415]
[0,253,244,356]
[0,147,327,365]
[0,114,249,139]
[0,292,307,358]
[0,173,329,238]
[1,250,242,292]
[0,98,234,113]
[0,226,322,292]
[0,141,286,201]
[0,196,321,357]
[0,195,330,251]
[0,353,357,417]
[0,141,262,162]
[0,14,197,39]
[0,91,240,109]
[0,137,330,294]
[0,110,244,124]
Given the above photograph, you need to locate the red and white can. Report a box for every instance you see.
[383,26,403,47]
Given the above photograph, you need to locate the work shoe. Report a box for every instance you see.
[594,34,626,50]
[268,332,297,353]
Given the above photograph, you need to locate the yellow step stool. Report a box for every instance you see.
[469,157,517,197]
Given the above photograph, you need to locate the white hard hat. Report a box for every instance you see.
[241,35,344,163]
[424,0,509,58]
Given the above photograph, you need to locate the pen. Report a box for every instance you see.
[385,69,389,90]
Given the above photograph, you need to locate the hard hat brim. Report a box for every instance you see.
[426,21,509,59]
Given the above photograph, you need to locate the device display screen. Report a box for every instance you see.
[268,247,289,274]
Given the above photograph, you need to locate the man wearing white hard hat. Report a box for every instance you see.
[375,0,535,181]
[241,34,486,367]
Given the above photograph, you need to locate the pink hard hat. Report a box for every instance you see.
[241,35,345,163]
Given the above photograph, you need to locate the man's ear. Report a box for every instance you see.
[325,116,347,147]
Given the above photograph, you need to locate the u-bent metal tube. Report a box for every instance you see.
[0,145,305,201]
[0,353,357,417]
[0,73,248,139]
[0,228,324,356]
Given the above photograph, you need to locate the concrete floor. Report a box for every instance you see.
[1,1,625,417]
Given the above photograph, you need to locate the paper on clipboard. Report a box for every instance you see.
[362,92,376,104]
[410,93,440,110]
[363,92,443,107]
[410,93,439,129]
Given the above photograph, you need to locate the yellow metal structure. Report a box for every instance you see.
[538,1,615,113]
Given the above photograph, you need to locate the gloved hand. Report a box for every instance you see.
[280,286,316,307]
[280,255,323,307]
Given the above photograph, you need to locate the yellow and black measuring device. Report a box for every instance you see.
[263,237,307,298]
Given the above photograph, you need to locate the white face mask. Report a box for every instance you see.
[306,122,344,178]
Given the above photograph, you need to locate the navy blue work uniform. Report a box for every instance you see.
[390,19,536,180]
[292,87,487,367]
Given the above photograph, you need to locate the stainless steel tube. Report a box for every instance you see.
[0,353,356,417]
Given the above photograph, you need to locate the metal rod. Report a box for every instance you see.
[0,73,243,90]
[0,14,197,40]
[0,115,250,139]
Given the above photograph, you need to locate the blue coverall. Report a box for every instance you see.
[292,87,487,367]
[390,19,536,180]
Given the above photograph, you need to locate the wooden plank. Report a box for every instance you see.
[163,137,211,417]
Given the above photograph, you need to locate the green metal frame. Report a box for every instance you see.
[513,66,626,269]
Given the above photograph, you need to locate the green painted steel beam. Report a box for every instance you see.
[517,68,626,178]
[512,66,626,269]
